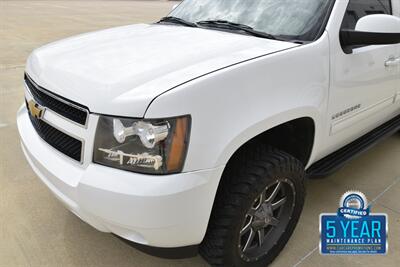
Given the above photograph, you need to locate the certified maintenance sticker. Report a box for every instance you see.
[320,191,388,255]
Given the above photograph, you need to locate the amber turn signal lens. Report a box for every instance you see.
[167,116,190,172]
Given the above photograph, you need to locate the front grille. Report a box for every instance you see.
[24,74,89,126]
[27,101,83,162]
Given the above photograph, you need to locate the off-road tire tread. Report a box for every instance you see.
[200,144,305,267]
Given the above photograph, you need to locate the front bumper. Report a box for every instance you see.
[17,105,224,248]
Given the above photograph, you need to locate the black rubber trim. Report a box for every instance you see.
[341,29,400,46]
[307,114,400,178]
[115,235,198,259]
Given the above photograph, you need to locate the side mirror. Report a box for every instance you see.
[172,3,179,11]
[340,14,400,53]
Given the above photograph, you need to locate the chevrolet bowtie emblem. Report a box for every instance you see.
[28,99,45,119]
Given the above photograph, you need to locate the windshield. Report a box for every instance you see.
[169,0,333,41]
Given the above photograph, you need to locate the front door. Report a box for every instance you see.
[325,0,400,154]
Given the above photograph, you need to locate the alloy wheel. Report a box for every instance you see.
[238,179,296,262]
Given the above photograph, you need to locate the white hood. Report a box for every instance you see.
[26,23,298,117]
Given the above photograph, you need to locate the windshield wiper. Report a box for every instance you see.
[197,20,277,40]
[158,16,198,28]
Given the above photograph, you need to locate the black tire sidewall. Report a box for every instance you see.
[226,153,305,267]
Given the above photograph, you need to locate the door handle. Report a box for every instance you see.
[385,57,400,67]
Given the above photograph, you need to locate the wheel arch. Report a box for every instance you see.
[229,117,315,168]
[216,112,317,170]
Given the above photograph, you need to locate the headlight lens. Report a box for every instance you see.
[93,115,191,174]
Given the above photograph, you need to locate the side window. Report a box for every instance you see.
[341,0,392,29]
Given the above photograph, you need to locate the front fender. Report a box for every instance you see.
[145,33,330,172]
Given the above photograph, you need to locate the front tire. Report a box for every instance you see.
[200,145,306,267]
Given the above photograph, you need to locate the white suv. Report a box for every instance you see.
[17,0,400,266]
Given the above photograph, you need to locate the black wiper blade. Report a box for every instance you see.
[197,20,277,40]
[158,16,198,28]
[198,20,253,29]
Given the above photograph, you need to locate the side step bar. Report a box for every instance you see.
[307,114,400,178]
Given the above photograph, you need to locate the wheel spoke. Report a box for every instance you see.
[239,178,296,261]
[272,196,287,210]
[266,181,282,203]
[257,228,265,246]
[269,217,280,226]
[253,194,264,209]
[240,217,253,236]
[243,229,255,252]
[247,208,256,216]
[259,191,266,204]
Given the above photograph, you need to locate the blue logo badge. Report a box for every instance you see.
[320,191,387,255]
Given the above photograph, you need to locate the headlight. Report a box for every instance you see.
[93,115,191,174]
